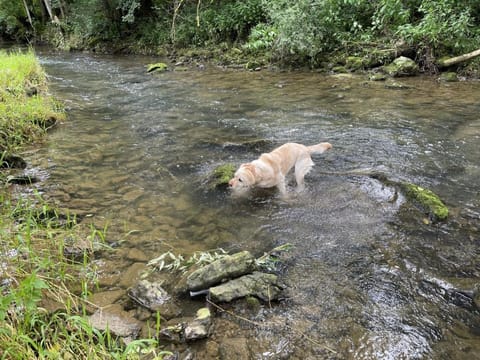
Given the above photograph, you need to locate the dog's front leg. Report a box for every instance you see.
[276,177,287,197]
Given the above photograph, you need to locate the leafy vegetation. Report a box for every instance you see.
[1,1,479,73]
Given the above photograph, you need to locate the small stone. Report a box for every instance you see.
[159,323,185,343]
[184,307,212,341]
[88,305,141,339]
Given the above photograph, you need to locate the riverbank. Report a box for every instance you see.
[43,33,480,80]
[0,50,163,359]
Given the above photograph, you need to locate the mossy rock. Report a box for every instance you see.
[439,72,458,82]
[384,56,419,77]
[400,183,448,221]
[147,62,168,73]
[369,73,387,81]
[208,163,236,189]
[345,56,365,71]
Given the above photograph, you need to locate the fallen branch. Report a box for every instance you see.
[437,48,480,68]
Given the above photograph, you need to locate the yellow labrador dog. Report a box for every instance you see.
[228,142,332,196]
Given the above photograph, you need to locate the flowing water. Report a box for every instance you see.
[27,50,480,359]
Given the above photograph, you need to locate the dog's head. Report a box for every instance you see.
[228,163,256,193]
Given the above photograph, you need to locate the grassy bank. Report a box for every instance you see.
[0,50,162,359]
[0,50,65,153]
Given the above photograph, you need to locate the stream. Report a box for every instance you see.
[27,50,480,359]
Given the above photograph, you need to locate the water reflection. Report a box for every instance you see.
[30,51,480,358]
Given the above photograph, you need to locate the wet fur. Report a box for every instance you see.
[228,142,332,196]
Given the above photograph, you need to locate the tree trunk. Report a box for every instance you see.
[437,48,480,68]
[22,0,34,29]
[42,0,54,21]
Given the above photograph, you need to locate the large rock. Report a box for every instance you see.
[209,271,283,302]
[186,251,256,291]
[384,56,419,77]
[127,279,182,319]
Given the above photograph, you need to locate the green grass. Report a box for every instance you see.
[0,49,65,152]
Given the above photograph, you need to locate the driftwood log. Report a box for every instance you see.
[437,48,480,68]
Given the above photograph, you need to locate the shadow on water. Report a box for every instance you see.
[27,50,480,358]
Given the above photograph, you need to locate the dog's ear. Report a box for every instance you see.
[243,163,256,176]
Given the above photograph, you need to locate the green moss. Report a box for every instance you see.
[146,62,168,73]
[211,163,236,188]
[400,183,449,221]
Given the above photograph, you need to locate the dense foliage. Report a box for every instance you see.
[1,1,480,68]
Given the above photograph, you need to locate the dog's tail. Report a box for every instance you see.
[307,142,332,154]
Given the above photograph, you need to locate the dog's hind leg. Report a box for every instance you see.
[294,156,314,192]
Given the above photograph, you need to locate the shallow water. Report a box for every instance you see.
[29,50,480,358]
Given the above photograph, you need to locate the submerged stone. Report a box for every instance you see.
[209,271,283,302]
[400,182,449,221]
[219,337,250,360]
[186,250,256,291]
[369,73,387,81]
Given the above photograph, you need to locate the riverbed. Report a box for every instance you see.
[29,51,480,359]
